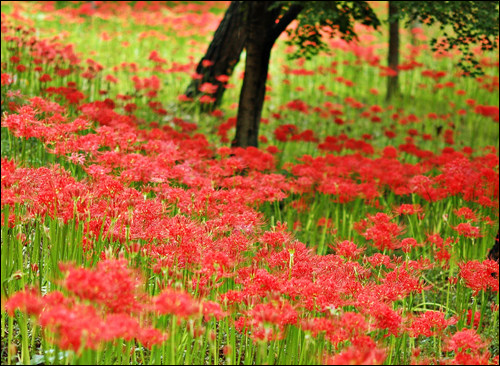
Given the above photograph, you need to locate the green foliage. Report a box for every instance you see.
[393,1,500,77]
[283,1,381,59]
[280,0,499,74]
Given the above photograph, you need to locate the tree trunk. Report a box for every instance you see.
[185,1,246,111]
[488,229,499,263]
[232,2,275,148]
[232,2,303,148]
[386,1,400,101]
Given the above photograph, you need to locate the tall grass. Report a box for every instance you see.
[1,1,498,365]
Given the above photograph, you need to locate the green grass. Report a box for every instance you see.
[1,1,499,365]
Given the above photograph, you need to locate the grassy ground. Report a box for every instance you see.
[1,1,499,365]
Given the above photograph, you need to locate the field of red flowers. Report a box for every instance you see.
[1,1,499,365]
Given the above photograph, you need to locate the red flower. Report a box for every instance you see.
[199,95,216,104]
[409,310,456,337]
[198,82,218,94]
[153,288,201,319]
[466,309,481,329]
[400,237,423,253]
[382,145,398,158]
[202,59,214,67]
[458,260,499,295]
[333,240,365,259]
[452,222,481,238]
[105,74,118,83]
[62,258,145,314]
[324,336,386,365]
[137,327,166,349]
[1,73,13,85]
[453,207,478,221]
[249,300,298,330]
[39,73,52,82]
[394,203,423,216]
[215,74,229,83]
[359,213,405,251]
[266,145,279,154]
[445,329,488,354]
[178,94,193,102]
[202,301,227,321]
[4,287,43,316]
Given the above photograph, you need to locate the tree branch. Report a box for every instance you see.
[269,4,304,42]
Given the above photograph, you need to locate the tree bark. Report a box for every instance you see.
[185,1,246,111]
[232,2,303,148]
[386,1,400,101]
[488,229,499,263]
[232,2,274,148]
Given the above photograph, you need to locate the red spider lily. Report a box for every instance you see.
[45,85,86,105]
[426,233,458,264]
[383,145,398,158]
[290,129,318,142]
[198,82,218,94]
[317,217,334,228]
[177,94,193,102]
[408,175,441,202]
[39,73,52,82]
[474,105,499,122]
[4,287,44,317]
[131,75,161,92]
[153,288,201,319]
[359,213,405,251]
[286,99,309,114]
[301,312,369,346]
[234,316,284,341]
[201,59,214,67]
[248,300,298,331]
[1,73,13,85]
[379,66,398,77]
[214,74,229,83]
[148,50,166,63]
[458,260,499,295]
[324,335,386,365]
[421,69,447,80]
[453,207,478,221]
[102,313,142,342]
[39,303,105,351]
[332,240,365,260]
[124,103,137,114]
[199,95,216,103]
[466,309,482,329]
[36,295,165,351]
[400,238,424,253]
[370,302,402,336]
[1,4,499,363]
[137,327,166,349]
[450,351,493,365]
[374,267,426,302]
[61,258,146,314]
[445,329,488,354]
[266,145,280,155]
[408,310,457,337]
[394,203,424,216]
[274,124,298,142]
[452,222,481,238]
[201,301,227,322]
[365,253,395,269]
[260,225,294,249]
